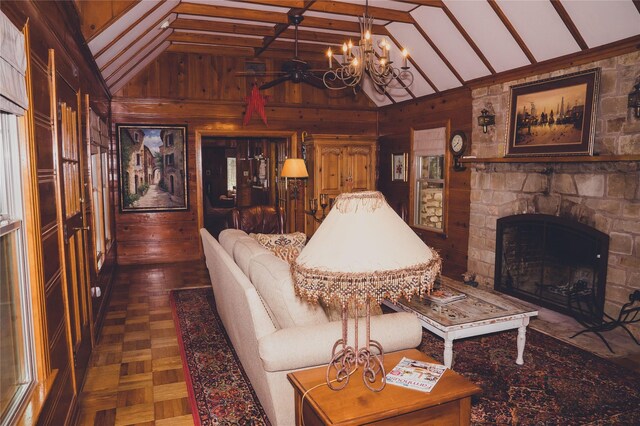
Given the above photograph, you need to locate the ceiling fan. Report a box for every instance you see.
[256,14,325,90]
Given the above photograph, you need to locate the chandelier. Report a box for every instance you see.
[323,0,413,94]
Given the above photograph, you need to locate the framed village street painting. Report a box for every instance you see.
[117,124,188,212]
[506,68,600,157]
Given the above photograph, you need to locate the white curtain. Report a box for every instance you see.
[0,11,28,116]
[413,127,445,157]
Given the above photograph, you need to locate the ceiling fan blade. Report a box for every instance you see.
[235,71,286,77]
[259,75,291,90]
[303,73,327,90]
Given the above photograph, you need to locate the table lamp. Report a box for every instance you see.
[291,191,441,391]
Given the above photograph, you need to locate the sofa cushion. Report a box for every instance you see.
[249,253,328,329]
[250,232,306,263]
[219,228,248,256]
[233,236,271,277]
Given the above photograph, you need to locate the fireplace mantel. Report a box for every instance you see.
[460,155,640,164]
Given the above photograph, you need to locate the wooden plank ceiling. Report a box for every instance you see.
[79,0,640,105]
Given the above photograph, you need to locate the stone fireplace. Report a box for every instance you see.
[467,51,640,339]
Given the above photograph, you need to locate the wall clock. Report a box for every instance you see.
[449,130,467,171]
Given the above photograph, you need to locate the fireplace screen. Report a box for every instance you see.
[495,214,609,321]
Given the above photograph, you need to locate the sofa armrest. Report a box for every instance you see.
[258,312,422,372]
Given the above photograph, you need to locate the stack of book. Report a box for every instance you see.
[424,287,467,305]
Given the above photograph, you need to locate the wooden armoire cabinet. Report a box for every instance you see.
[302,134,377,235]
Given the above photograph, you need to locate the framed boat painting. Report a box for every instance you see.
[116,124,188,212]
[506,68,600,157]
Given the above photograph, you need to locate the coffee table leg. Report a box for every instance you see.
[444,339,453,368]
[516,325,526,365]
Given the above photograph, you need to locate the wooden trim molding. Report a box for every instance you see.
[460,155,640,164]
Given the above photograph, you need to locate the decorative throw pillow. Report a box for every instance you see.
[320,298,383,322]
[250,232,307,263]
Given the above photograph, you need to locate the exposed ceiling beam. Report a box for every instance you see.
[393,0,443,7]
[103,29,171,81]
[168,43,255,57]
[299,16,385,33]
[166,42,329,61]
[267,39,330,55]
[170,18,275,37]
[402,19,464,86]
[236,0,304,7]
[255,0,316,57]
[308,2,413,23]
[382,29,439,93]
[100,13,172,72]
[169,32,264,48]
[83,1,138,44]
[109,40,170,93]
[549,0,588,50]
[280,28,348,45]
[94,1,166,60]
[170,18,345,45]
[487,0,536,65]
[467,34,640,89]
[440,3,496,74]
[174,2,289,24]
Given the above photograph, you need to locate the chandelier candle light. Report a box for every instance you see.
[291,191,441,391]
[323,0,413,93]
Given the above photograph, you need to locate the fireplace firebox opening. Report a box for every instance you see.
[495,214,609,323]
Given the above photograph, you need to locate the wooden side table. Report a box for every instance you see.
[287,349,481,425]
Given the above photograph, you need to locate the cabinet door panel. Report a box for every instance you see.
[318,146,342,195]
[347,146,373,192]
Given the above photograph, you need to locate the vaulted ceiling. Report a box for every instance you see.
[78,0,640,105]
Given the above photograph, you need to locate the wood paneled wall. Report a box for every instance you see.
[1,2,112,425]
[112,51,378,265]
[378,88,473,279]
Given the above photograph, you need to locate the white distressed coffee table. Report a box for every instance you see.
[383,279,538,368]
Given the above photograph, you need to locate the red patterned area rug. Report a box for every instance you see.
[170,287,270,426]
[172,287,640,425]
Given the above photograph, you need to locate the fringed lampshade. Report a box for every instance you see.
[291,191,441,391]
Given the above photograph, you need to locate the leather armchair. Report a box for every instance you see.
[230,205,285,234]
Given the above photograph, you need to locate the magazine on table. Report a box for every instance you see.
[385,357,447,392]
[424,286,467,305]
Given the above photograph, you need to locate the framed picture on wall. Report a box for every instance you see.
[506,68,600,157]
[392,152,408,182]
[116,124,188,212]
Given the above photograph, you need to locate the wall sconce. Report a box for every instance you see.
[281,158,308,200]
[477,109,495,133]
[305,193,331,223]
[628,80,640,119]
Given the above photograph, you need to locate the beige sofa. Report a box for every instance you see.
[200,228,423,426]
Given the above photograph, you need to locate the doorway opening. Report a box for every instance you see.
[201,136,288,237]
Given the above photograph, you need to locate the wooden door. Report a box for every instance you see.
[345,144,374,192]
[57,93,92,389]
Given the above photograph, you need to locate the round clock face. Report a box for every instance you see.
[450,132,466,155]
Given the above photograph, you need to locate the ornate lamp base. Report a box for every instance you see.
[326,300,386,392]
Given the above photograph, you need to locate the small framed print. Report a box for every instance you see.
[392,153,408,182]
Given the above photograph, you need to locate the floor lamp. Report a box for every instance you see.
[281,158,308,232]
